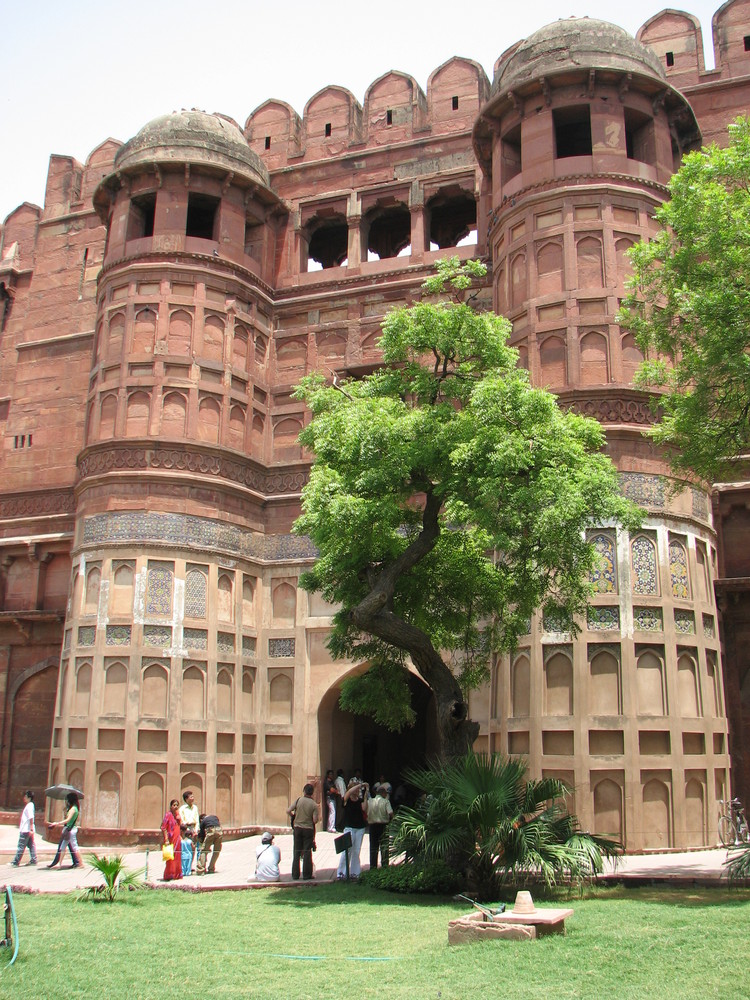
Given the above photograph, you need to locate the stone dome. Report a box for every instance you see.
[113,110,270,188]
[493,17,666,96]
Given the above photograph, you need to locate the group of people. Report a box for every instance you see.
[11,789,83,869]
[10,771,396,884]
[160,790,223,881]
[283,771,394,882]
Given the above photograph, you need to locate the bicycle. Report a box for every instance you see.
[718,797,750,847]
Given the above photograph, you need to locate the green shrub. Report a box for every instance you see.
[359,859,462,895]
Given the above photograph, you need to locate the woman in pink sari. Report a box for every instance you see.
[161,799,182,881]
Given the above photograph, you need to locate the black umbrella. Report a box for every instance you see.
[45,783,84,800]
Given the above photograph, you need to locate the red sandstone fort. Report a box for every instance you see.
[0,4,749,849]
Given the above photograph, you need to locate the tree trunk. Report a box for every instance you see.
[350,486,479,759]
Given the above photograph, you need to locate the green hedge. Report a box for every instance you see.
[359,859,463,895]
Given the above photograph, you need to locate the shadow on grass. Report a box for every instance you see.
[260,881,750,912]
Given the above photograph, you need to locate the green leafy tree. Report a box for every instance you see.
[294,258,639,757]
[390,752,619,898]
[620,116,750,483]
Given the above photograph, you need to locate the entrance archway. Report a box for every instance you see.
[318,666,439,787]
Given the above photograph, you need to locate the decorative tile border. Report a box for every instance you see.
[81,510,317,562]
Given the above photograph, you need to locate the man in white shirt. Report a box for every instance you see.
[253,831,281,882]
[178,790,200,873]
[11,790,37,866]
[366,785,394,869]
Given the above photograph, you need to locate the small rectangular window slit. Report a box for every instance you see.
[452,96,459,110]
[386,109,393,126]
[666,51,674,67]
[264,136,271,150]
[744,35,750,51]
[324,123,331,137]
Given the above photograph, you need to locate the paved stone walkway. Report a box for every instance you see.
[0,824,736,894]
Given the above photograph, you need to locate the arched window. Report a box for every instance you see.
[100,394,117,439]
[637,650,665,715]
[593,778,623,841]
[642,779,671,848]
[631,535,658,595]
[182,665,205,719]
[107,313,125,360]
[217,667,233,720]
[579,331,608,385]
[103,661,127,716]
[228,406,246,451]
[111,563,134,616]
[536,242,563,295]
[269,673,293,723]
[84,566,101,614]
[198,396,221,445]
[218,573,234,622]
[202,315,225,363]
[510,253,527,309]
[589,650,620,715]
[544,652,573,715]
[232,324,249,369]
[185,568,207,619]
[577,236,604,286]
[589,532,617,593]
[96,769,121,828]
[161,392,187,438]
[539,335,566,387]
[126,391,150,437]
[167,310,192,355]
[669,539,690,599]
[74,662,92,715]
[272,582,296,624]
[511,654,530,718]
[133,308,157,354]
[242,577,256,625]
[677,653,701,717]
[141,663,168,717]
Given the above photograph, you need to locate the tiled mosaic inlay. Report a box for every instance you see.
[106,625,132,646]
[589,533,617,593]
[78,626,96,646]
[184,570,207,618]
[702,614,715,639]
[146,566,173,616]
[82,511,317,561]
[631,535,658,595]
[587,605,620,631]
[269,638,295,658]
[633,606,663,631]
[692,488,709,520]
[63,630,71,651]
[144,625,172,646]
[217,632,235,653]
[183,628,208,650]
[674,609,696,634]
[620,473,665,507]
[669,540,690,599]
[542,608,572,633]
[242,635,257,657]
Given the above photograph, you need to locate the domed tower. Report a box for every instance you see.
[474,20,730,850]
[49,112,307,834]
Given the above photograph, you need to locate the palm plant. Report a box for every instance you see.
[77,854,146,903]
[391,752,620,898]
[724,844,750,884]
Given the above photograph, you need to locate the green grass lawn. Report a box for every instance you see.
[3,885,749,1000]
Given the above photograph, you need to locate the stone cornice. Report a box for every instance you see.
[556,388,661,427]
[0,488,76,521]
[76,442,310,498]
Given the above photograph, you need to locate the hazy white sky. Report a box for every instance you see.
[1,0,722,222]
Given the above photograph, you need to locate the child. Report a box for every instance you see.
[180,825,193,876]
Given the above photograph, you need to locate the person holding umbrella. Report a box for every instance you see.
[47,791,82,868]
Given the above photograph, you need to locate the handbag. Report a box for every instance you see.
[162,843,175,862]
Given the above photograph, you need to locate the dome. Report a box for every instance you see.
[113,110,270,188]
[493,17,666,96]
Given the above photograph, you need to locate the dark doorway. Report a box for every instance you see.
[318,669,438,788]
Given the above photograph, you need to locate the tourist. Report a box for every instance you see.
[254,831,281,882]
[197,812,222,874]
[180,826,193,876]
[160,799,183,882]
[366,784,394,869]
[372,774,393,797]
[178,789,200,873]
[10,790,37,867]
[323,769,338,833]
[287,782,318,880]
[337,779,368,880]
[334,769,347,830]
[47,792,82,869]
